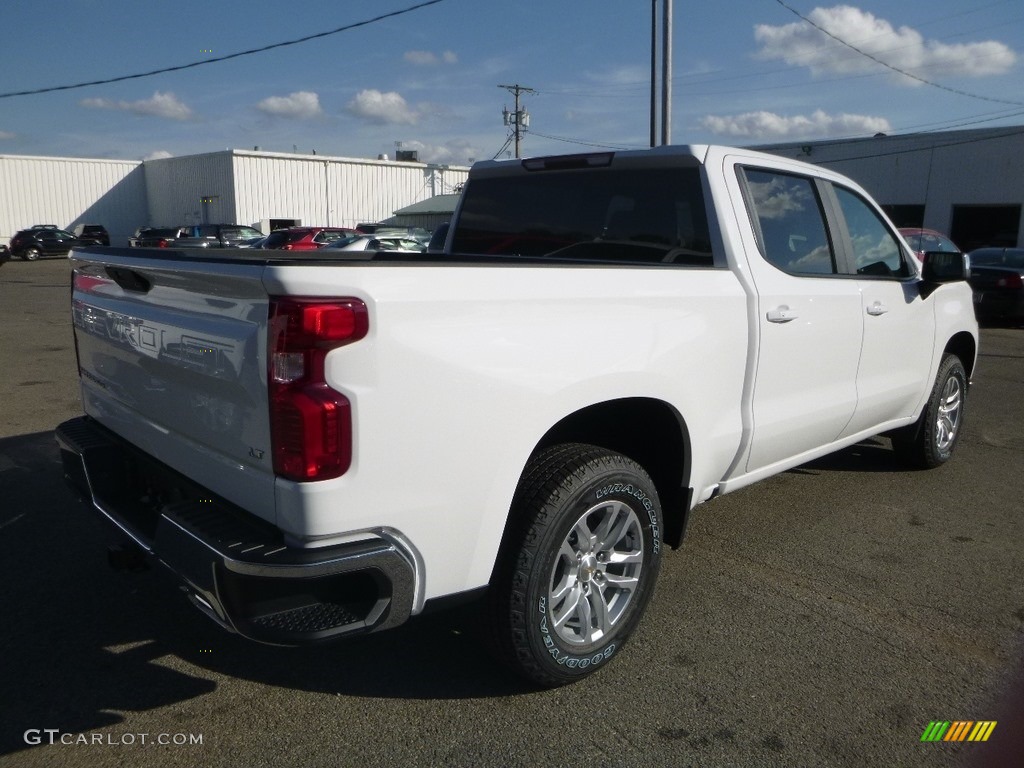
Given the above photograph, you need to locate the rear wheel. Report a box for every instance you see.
[487,443,662,687]
[22,247,41,261]
[892,353,967,468]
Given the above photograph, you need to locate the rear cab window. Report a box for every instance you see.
[452,157,715,267]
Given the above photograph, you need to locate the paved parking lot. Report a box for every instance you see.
[1,257,1022,767]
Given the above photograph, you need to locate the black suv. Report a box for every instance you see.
[8,226,85,260]
[72,224,110,246]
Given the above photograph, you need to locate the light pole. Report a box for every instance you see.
[650,0,658,147]
[661,0,672,146]
[651,0,673,147]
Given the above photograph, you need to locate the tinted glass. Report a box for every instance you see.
[322,235,364,249]
[834,186,910,278]
[227,227,262,240]
[970,248,1024,269]
[451,166,713,265]
[743,169,836,275]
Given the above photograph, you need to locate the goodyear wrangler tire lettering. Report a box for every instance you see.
[486,443,663,688]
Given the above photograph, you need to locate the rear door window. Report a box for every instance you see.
[741,168,837,276]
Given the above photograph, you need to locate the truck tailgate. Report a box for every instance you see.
[69,249,277,524]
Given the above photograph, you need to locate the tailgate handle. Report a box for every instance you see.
[106,267,152,293]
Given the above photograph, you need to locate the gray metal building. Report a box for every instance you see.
[758,126,1024,251]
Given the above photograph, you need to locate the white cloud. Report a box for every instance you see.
[404,50,458,66]
[79,91,193,120]
[346,90,420,125]
[755,6,1016,84]
[256,91,323,119]
[143,150,173,160]
[700,109,891,139]
[0,131,15,140]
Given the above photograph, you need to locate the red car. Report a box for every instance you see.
[263,227,357,251]
[898,227,960,263]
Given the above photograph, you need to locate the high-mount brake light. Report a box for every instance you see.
[522,153,614,171]
[267,297,369,482]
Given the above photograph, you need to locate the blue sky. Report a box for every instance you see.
[1,0,1022,164]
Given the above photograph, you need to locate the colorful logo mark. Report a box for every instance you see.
[920,721,997,742]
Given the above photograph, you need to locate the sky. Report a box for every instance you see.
[1,0,1022,166]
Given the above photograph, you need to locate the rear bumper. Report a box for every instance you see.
[56,416,416,645]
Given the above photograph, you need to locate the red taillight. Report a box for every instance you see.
[996,273,1023,289]
[267,297,369,481]
[158,239,170,248]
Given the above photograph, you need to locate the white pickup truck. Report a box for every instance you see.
[57,145,977,687]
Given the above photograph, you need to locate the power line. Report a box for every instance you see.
[772,0,1024,107]
[526,131,646,151]
[0,0,449,100]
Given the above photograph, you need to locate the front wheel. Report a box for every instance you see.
[487,443,662,687]
[892,353,968,469]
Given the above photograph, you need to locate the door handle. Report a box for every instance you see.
[766,306,798,323]
[866,302,888,316]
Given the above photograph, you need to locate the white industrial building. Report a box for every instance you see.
[0,149,468,247]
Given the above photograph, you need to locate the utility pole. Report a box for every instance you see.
[498,84,534,158]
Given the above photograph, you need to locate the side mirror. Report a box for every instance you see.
[921,251,970,282]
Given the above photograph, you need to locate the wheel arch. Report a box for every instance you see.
[531,397,693,549]
[944,331,977,382]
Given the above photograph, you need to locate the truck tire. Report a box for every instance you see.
[892,353,967,469]
[487,443,662,687]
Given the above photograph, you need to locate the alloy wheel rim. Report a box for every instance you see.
[935,375,962,452]
[547,499,643,646]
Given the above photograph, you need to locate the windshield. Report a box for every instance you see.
[451,166,713,266]
[903,231,958,253]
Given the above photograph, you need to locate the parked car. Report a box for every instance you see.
[128,227,152,247]
[176,224,264,248]
[427,222,450,253]
[9,226,85,260]
[72,224,110,246]
[323,234,427,253]
[967,247,1024,322]
[356,223,431,244]
[0,243,10,266]
[899,228,960,263]
[263,227,358,251]
[133,227,188,248]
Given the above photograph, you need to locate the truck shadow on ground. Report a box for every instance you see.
[787,437,912,475]
[0,429,939,756]
[0,431,530,756]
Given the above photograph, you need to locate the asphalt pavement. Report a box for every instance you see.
[1,256,1021,768]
